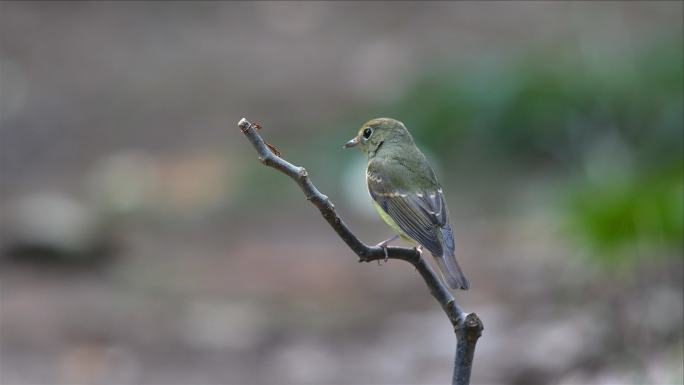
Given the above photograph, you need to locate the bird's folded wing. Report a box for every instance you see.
[367,166,449,256]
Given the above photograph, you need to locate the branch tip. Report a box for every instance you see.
[238,118,250,131]
[464,313,483,332]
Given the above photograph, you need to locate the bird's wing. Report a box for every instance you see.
[367,159,450,256]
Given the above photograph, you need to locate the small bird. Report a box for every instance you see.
[344,118,469,290]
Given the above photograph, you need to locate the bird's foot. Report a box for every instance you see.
[375,235,400,263]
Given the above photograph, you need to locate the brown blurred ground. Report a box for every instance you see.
[1,2,682,385]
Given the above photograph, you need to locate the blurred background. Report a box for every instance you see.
[0,2,682,384]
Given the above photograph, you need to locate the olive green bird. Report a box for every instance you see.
[344,118,469,290]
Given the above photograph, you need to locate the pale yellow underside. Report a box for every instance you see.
[372,200,416,244]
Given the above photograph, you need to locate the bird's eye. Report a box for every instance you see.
[363,128,372,139]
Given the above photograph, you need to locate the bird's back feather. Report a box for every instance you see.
[367,154,469,290]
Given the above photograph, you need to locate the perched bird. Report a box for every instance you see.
[344,118,469,290]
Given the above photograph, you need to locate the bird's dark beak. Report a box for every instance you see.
[344,137,360,149]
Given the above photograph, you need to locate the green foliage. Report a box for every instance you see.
[565,162,683,266]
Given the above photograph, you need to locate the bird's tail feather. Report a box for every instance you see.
[434,252,470,290]
[432,226,469,290]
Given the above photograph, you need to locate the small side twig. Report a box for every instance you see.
[238,118,483,385]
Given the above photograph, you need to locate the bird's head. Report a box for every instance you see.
[344,118,413,157]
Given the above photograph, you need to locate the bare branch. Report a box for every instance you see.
[453,313,483,385]
[238,118,483,385]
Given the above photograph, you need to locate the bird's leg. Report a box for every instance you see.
[412,245,423,271]
[376,234,400,262]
